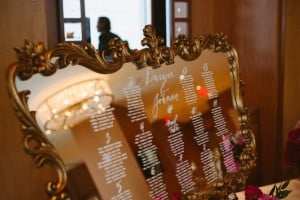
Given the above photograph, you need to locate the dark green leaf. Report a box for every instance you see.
[280,180,290,190]
[269,184,276,195]
[278,190,291,199]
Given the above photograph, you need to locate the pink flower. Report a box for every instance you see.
[245,185,282,200]
[245,185,263,200]
[284,127,300,166]
[172,192,181,200]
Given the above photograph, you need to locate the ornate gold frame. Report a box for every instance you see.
[6,25,256,199]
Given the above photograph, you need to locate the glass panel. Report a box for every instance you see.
[174,2,188,18]
[174,22,188,37]
[63,0,81,18]
[84,0,152,49]
[64,22,83,41]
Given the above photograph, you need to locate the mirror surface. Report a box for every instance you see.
[10,26,255,199]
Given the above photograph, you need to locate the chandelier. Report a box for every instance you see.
[36,78,113,133]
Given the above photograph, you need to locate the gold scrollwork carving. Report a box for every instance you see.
[14,40,57,80]
[6,64,68,199]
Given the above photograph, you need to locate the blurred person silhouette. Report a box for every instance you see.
[97,16,120,56]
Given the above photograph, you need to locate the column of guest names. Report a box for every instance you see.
[165,115,195,194]
[97,141,132,199]
[201,62,238,174]
[122,77,147,122]
[179,67,198,105]
[135,125,168,200]
[86,96,132,199]
[190,110,219,182]
[123,77,168,199]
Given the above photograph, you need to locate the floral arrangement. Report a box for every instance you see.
[243,121,300,200]
[245,180,290,200]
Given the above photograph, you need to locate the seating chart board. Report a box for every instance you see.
[8,25,256,199]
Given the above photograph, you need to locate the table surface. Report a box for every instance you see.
[236,179,300,199]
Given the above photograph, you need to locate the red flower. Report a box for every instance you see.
[172,192,181,200]
[245,185,263,200]
[284,127,300,166]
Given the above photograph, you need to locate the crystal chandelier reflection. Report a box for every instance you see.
[36,78,113,133]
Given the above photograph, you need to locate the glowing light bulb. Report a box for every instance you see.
[82,103,88,110]
[63,99,70,105]
[179,74,185,80]
[93,96,100,102]
[98,104,106,112]
[65,111,72,117]
[95,90,101,95]
[82,92,88,97]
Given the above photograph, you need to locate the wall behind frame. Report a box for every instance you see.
[231,1,283,185]
[0,0,59,199]
[282,0,300,179]
[191,0,300,186]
